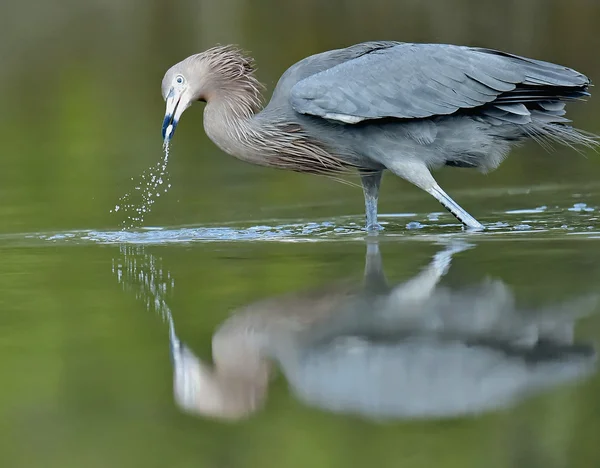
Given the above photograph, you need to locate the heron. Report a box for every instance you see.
[166,240,597,420]
[161,41,599,231]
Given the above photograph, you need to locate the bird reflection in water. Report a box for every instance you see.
[113,241,597,421]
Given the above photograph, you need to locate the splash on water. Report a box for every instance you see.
[568,203,595,213]
[406,221,426,230]
[110,141,173,229]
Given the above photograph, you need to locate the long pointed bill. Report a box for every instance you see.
[162,89,185,142]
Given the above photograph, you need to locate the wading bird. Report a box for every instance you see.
[164,241,596,420]
[161,42,598,231]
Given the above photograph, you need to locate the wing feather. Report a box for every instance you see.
[289,43,589,124]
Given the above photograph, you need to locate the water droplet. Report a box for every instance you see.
[111,143,173,229]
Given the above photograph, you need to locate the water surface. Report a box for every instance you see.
[2,210,600,467]
[3,0,600,466]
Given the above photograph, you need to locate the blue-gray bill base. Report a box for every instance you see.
[161,42,600,231]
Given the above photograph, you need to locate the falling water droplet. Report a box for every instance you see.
[110,141,173,229]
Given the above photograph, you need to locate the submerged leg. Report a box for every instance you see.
[360,170,383,232]
[386,160,484,231]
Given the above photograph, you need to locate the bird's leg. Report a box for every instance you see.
[386,160,484,231]
[426,185,484,231]
[363,238,389,293]
[386,241,473,307]
[360,170,383,232]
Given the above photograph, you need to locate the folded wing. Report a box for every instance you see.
[289,43,589,124]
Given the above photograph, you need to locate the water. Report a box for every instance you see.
[110,146,172,229]
[110,133,173,229]
[4,0,600,466]
[2,219,600,467]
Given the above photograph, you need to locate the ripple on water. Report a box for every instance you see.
[505,205,548,215]
[1,199,598,247]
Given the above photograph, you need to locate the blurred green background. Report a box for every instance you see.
[2,0,600,234]
[2,1,600,467]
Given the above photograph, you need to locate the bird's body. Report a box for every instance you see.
[162,41,598,231]
[168,240,597,420]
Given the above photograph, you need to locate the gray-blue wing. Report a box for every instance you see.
[289,43,589,123]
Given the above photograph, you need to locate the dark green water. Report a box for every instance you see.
[3,0,600,467]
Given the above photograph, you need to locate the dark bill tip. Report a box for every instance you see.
[162,114,177,141]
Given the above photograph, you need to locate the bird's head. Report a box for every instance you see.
[171,338,270,421]
[161,46,263,143]
[161,57,203,142]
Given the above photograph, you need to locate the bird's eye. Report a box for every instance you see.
[175,75,184,84]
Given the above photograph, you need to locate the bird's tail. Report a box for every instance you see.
[523,121,600,154]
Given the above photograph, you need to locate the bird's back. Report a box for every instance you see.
[288,42,589,122]
[265,41,402,112]
[260,41,597,174]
